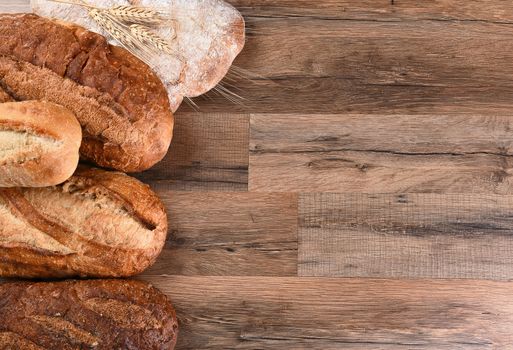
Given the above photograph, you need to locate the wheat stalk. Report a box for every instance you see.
[88,9,156,66]
[129,24,172,54]
[108,5,170,25]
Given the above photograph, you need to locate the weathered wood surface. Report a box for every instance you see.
[136,113,249,192]
[147,191,298,276]
[299,193,513,279]
[142,275,513,349]
[7,1,513,349]
[193,17,513,114]
[250,114,513,193]
[231,0,513,22]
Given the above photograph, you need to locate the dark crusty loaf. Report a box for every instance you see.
[0,279,178,349]
[0,165,168,278]
[0,14,174,172]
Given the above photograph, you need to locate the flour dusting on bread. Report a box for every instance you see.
[0,130,60,164]
[31,0,245,111]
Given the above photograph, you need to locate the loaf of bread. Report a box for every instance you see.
[0,279,178,349]
[0,14,174,173]
[33,0,246,111]
[0,101,81,187]
[0,166,168,278]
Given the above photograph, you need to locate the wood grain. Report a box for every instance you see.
[250,114,513,193]
[8,0,513,348]
[142,275,513,349]
[230,0,513,22]
[145,191,298,276]
[189,17,513,114]
[299,193,513,279]
[136,113,249,192]
[12,0,513,116]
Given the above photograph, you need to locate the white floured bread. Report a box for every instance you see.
[31,0,245,111]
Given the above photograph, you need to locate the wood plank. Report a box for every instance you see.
[144,191,298,276]
[187,18,513,114]
[250,114,513,193]
[12,0,513,116]
[230,0,513,22]
[141,275,513,349]
[0,0,30,13]
[135,112,249,192]
[299,193,513,279]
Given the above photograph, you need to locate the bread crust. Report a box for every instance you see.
[0,279,178,349]
[32,0,246,112]
[0,166,168,278]
[0,101,81,187]
[0,14,174,172]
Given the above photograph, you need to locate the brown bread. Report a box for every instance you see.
[0,14,174,173]
[0,166,168,278]
[0,86,13,103]
[0,101,81,187]
[0,279,178,349]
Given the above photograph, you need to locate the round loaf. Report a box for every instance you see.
[0,14,174,172]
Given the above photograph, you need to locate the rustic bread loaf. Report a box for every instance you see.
[0,279,178,349]
[0,14,174,172]
[32,0,246,112]
[0,166,168,278]
[0,101,81,187]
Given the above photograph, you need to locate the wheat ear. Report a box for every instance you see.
[129,24,173,54]
[88,9,155,65]
[108,5,171,25]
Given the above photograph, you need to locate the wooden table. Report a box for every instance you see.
[5,1,513,348]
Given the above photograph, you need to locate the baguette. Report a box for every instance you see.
[0,166,168,278]
[0,14,174,173]
[0,101,81,187]
[0,279,178,349]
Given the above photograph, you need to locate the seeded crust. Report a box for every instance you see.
[0,14,174,172]
[0,165,168,278]
[0,279,178,349]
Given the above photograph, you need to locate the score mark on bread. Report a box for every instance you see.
[0,166,168,278]
[0,101,81,188]
[0,279,178,349]
[0,14,174,173]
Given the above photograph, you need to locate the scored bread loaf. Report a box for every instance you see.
[0,14,174,173]
[0,165,168,278]
[0,101,81,187]
[32,0,246,111]
[0,279,178,349]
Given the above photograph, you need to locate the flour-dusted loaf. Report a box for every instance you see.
[0,14,174,172]
[0,101,81,187]
[32,0,246,111]
[0,166,168,278]
[0,279,178,349]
